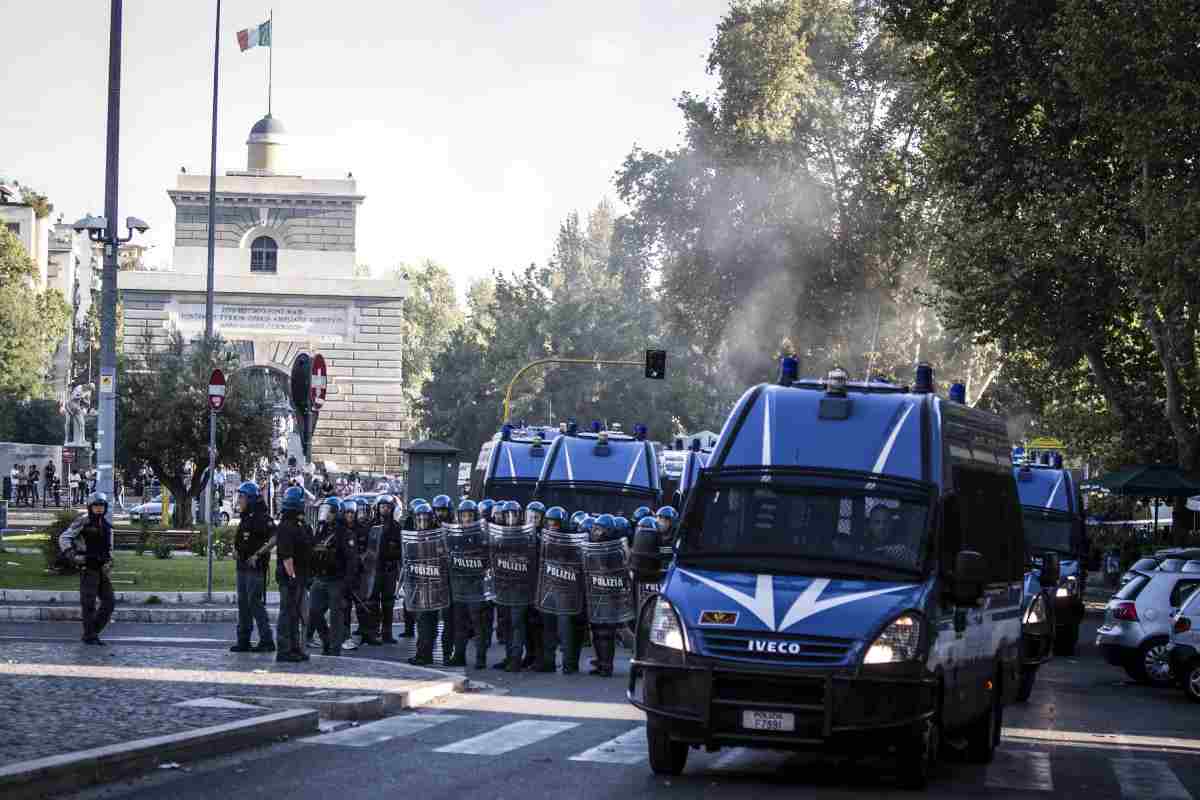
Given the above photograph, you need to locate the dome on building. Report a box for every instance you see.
[249,114,287,138]
[246,114,286,172]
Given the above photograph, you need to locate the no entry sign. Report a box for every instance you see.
[208,369,226,412]
[311,353,328,409]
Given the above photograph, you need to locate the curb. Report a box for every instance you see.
[0,708,317,800]
[0,605,409,624]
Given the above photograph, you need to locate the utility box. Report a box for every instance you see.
[399,440,461,506]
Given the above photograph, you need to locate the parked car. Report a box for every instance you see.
[1096,570,1200,685]
[1167,585,1200,702]
[128,495,232,526]
[1120,557,1160,587]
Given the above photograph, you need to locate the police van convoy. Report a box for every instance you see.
[672,441,710,510]
[534,421,661,517]
[1014,455,1088,656]
[628,361,1030,788]
[479,424,560,507]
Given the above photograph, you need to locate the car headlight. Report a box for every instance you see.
[1025,593,1046,624]
[649,597,687,651]
[863,613,923,664]
[1056,576,1078,598]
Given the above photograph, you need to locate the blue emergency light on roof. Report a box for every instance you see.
[567,418,578,436]
[690,438,701,452]
[914,363,934,394]
[1053,453,1064,469]
[949,382,966,404]
[501,424,513,441]
[634,423,647,441]
[591,420,603,433]
[826,366,848,397]
[778,355,799,386]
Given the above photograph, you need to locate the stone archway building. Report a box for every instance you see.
[118,113,409,474]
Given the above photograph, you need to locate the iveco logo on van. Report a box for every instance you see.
[748,639,803,656]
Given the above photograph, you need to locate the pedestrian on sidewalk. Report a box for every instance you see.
[58,493,116,645]
[231,482,276,653]
[28,463,40,507]
[274,487,312,663]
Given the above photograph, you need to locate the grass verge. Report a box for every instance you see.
[0,552,240,592]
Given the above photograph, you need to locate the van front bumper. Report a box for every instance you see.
[628,656,936,750]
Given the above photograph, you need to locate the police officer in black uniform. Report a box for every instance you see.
[432,495,457,662]
[231,481,275,652]
[59,493,115,645]
[398,498,427,638]
[373,495,404,643]
[275,487,312,662]
[588,514,621,677]
[347,499,381,646]
[310,497,353,655]
[448,499,492,668]
[523,501,553,671]
[538,506,579,673]
[407,502,443,665]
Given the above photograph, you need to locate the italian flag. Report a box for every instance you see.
[237,20,272,51]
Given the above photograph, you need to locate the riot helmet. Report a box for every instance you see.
[341,498,359,524]
[655,506,678,534]
[525,500,546,528]
[356,500,372,525]
[633,506,653,524]
[570,510,588,532]
[86,492,109,517]
[236,481,260,514]
[592,513,616,543]
[281,486,306,514]
[432,494,453,523]
[631,515,662,573]
[613,516,632,543]
[410,497,429,512]
[377,494,397,522]
[457,498,478,526]
[544,506,568,532]
[318,496,341,523]
[478,499,496,522]
[413,502,436,531]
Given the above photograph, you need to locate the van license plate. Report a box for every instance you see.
[742,711,794,732]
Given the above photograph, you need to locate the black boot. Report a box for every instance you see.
[230,641,252,653]
[381,602,397,643]
[252,640,276,653]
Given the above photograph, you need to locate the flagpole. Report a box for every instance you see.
[268,9,273,114]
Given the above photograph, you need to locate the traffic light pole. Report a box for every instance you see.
[501,358,641,423]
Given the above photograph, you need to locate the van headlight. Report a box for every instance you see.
[1056,576,1078,598]
[863,614,923,664]
[649,597,688,652]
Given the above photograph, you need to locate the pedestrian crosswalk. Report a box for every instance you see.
[304,714,1196,798]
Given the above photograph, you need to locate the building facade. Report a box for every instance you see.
[117,114,409,474]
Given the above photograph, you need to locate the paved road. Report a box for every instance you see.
[21,616,1192,799]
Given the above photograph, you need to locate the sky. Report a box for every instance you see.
[1,1,728,288]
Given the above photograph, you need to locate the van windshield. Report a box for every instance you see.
[1021,509,1075,555]
[680,479,932,574]
[539,485,657,518]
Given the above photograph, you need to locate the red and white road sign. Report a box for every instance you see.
[208,369,227,412]
[311,353,328,409]
[62,450,75,463]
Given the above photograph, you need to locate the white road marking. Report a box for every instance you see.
[305,714,461,748]
[568,726,646,764]
[434,720,579,756]
[174,697,264,710]
[985,749,1053,792]
[1112,758,1191,800]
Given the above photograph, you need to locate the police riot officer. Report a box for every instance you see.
[59,493,115,645]
[432,494,454,525]
[492,500,530,672]
[540,506,584,673]
[408,503,442,666]
[633,506,653,528]
[450,499,493,668]
[431,494,457,661]
[231,481,275,653]
[309,497,354,655]
[274,487,313,662]
[398,498,428,638]
[587,514,622,677]
[570,511,588,533]
[656,506,678,539]
[347,499,381,646]
[522,501,554,671]
[374,495,404,643]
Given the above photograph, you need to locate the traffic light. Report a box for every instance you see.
[645,349,666,380]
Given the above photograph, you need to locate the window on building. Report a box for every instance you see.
[250,235,278,273]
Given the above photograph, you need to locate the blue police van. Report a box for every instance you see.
[1015,457,1086,655]
[477,424,559,505]
[673,443,709,509]
[534,423,661,516]
[629,363,1027,788]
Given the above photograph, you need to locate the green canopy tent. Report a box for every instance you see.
[1087,465,1200,534]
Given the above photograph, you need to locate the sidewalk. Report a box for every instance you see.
[0,640,464,798]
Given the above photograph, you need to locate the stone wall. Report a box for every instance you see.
[171,195,356,252]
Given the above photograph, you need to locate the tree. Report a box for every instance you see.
[0,227,71,399]
[0,399,64,445]
[884,0,1200,481]
[119,332,273,527]
[394,259,462,407]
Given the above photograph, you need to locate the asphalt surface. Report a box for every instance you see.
[0,616,1179,799]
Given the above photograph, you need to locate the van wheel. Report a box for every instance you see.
[1127,638,1173,686]
[646,719,688,776]
[1184,664,1200,703]
[965,671,1002,763]
[1053,626,1078,657]
[1016,666,1038,703]
[896,709,940,789]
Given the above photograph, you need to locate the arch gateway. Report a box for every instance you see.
[117,113,409,474]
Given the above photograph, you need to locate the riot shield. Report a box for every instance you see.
[489,522,536,607]
[583,539,635,624]
[634,543,675,612]
[401,528,451,612]
[535,531,585,615]
[358,524,384,599]
[446,521,493,603]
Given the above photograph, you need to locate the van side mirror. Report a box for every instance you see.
[954,550,986,605]
[1040,552,1061,587]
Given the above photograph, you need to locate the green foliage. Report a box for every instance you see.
[0,228,71,400]
[135,520,152,557]
[39,510,79,572]
[146,530,173,560]
[395,259,462,404]
[144,595,162,605]
[119,332,273,527]
[188,527,235,560]
[0,398,65,444]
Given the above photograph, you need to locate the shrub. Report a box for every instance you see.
[144,595,162,605]
[146,531,173,560]
[39,510,81,574]
[135,521,152,557]
[188,527,236,560]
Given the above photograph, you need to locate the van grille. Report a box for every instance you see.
[700,630,855,665]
